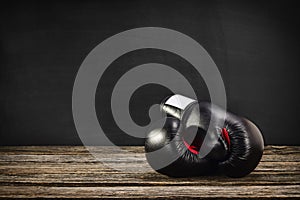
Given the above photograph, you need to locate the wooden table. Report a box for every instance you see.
[0,146,299,199]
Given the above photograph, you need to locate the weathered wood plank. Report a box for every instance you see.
[1,152,299,163]
[1,155,298,164]
[0,185,299,199]
[0,146,299,199]
[0,162,298,173]
[0,174,299,187]
[0,146,145,155]
[0,146,298,155]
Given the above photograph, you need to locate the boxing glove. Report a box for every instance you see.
[145,116,219,177]
[145,94,264,178]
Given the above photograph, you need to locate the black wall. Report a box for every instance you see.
[1,0,299,145]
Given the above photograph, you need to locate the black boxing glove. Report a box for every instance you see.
[145,116,219,177]
[145,94,264,178]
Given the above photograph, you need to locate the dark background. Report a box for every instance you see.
[1,0,299,145]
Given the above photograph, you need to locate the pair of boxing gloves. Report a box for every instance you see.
[145,94,264,177]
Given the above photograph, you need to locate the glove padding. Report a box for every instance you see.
[145,117,218,177]
[193,102,264,177]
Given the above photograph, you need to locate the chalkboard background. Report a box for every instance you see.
[1,0,299,145]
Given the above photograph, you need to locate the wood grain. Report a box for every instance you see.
[0,146,299,199]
